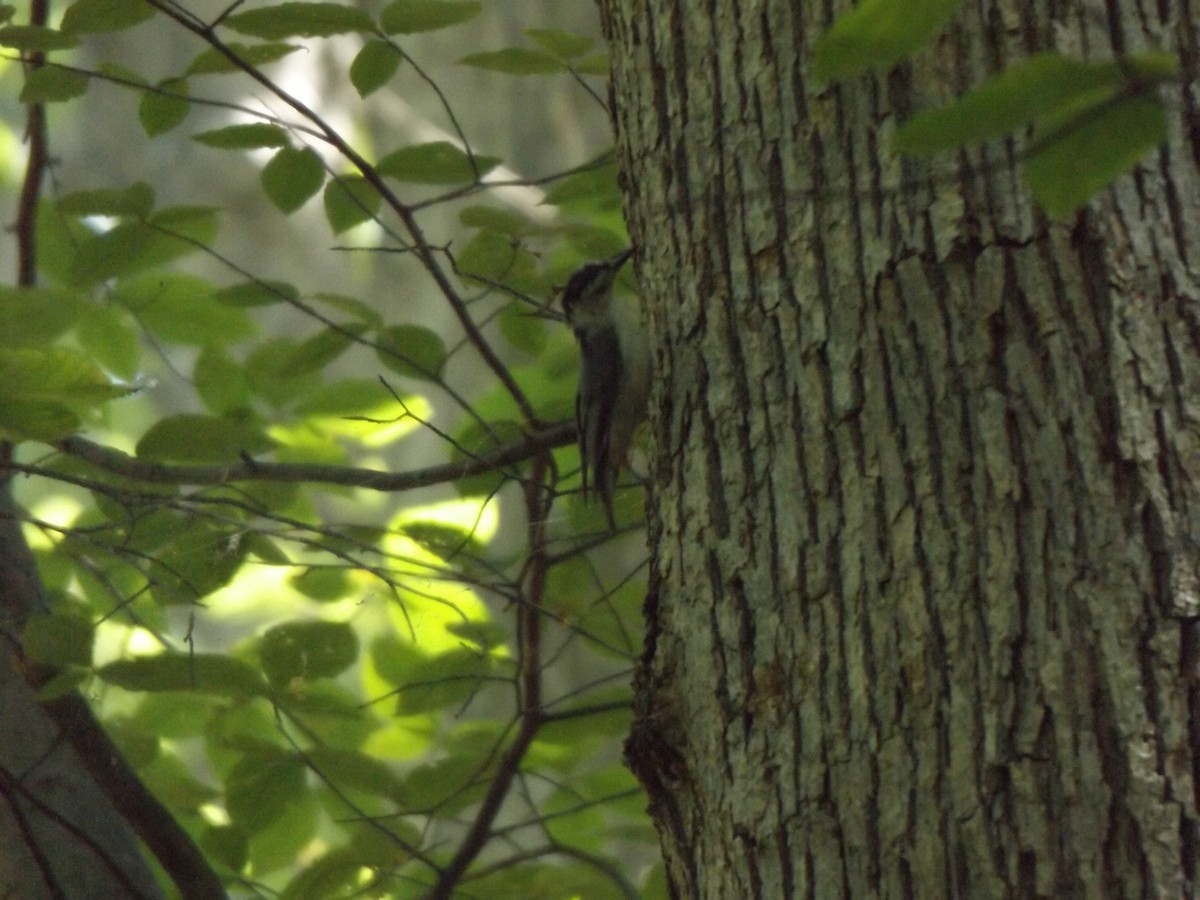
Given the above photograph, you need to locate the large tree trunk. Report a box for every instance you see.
[604,0,1200,896]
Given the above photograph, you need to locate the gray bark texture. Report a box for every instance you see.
[602,0,1200,896]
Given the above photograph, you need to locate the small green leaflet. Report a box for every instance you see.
[136,413,274,463]
[193,123,291,150]
[60,0,154,34]
[459,47,566,75]
[895,52,1179,217]
[524,28,595,60]
[98,653,267,696]
[223,2,373,39]
[350,39,402,97]
[323,176,381,233]
[259,620,359,687]
[375,324,447,381]
[22,612,94,667]
[139,77,190,136]
[20,67,89,103]
[262,146,326,213]
[376,141,499,184]
[813,0,960,83]
[58,181,155,217]
[1025,93,1167,217]
[380,0,481,35]
[186,42,301,76]
[0,25,79,51]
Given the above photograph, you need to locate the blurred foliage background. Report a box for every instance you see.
[0,0,660,896]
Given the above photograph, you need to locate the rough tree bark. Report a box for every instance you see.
[603,0,1200,896]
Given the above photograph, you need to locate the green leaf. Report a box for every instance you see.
[322,175,381,234]
[76,304,140,379]
[895,54,1131,154]
[450,418,524,495]
[22,611,94,667]
[574,53,609,76]
[459,47,567,75]
[0,346,125,404]
[139,78,190,136]
[259,620,359,687]
[459,205,535,235]
[200,825,248,873]
[813,0,960,83]
[0,286,86,347]
[375,324,447,381]
[57,181,155,217]
[60,0,154,34]
[136,413,274,462]
[1025,92,1167,218]
[115,273,255,346]
[192,122,290,150]
[195,347,253,413]
[262,146,325,213]
[20,67,89,103]
[350,39,402,97]
[289,567,354,602]
[0,400,79,442]
[0,25,79,51]
[376,141,499,184]
[215,279,299,307]
[275,324,362,374]
[544,159,620,206]
[225,754,307,832]
[68,206,219,286]
[186,41,302,76]
[223,2,373,39]
[379,0,481,34]
[499,301,547,356]
[524,28,594,60]
[98,654,267,696]
[455,230,539,289]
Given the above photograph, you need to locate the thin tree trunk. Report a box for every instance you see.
[604,0,1200,895]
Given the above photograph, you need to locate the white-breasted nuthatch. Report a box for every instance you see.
[560,247,650,529]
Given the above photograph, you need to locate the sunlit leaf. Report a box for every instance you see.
[379,0,481,34]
